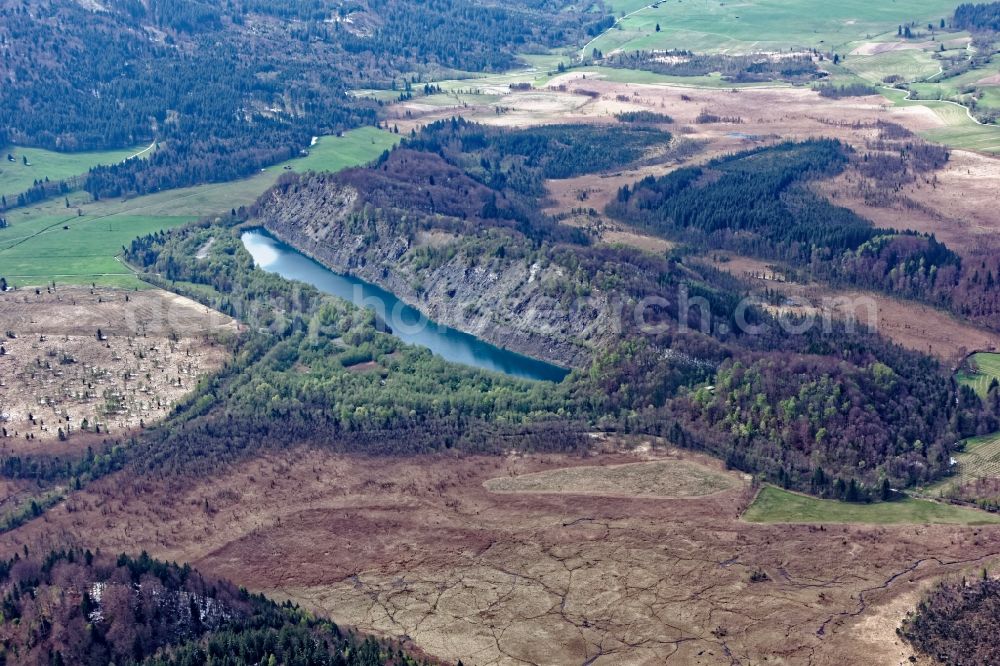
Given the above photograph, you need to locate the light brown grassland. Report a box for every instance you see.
[393,76,996,271]
[0,287,235,453]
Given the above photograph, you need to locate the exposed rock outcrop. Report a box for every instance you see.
[255,176,620,368]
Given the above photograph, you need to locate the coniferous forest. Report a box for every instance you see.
[954,1,1000,31]
[0,549,436,666]
[607,137,1000,329]
[0,0,612,199]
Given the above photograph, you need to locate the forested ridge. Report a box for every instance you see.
[249,126,998,497]
[279,120,672,249]
[607,137,1000,329]
[0,0,611,200]
[0,549,435,665]
[124,222,988,498]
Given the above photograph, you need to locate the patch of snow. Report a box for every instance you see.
[76,0,107,11]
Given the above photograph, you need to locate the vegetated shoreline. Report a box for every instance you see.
[240,225,572,381]
[255,221,595,369]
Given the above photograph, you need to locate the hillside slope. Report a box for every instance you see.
[0,549,435,666]
[256,153,619,367]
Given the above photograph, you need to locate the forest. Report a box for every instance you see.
[0,548,434,665]
[607,137,1000,329]
[339,0,611,73]
[0,0,611,200]
[954,1,1000,31]
[901,573,1000,666]
[815,83,881,98]
[615,111,675,124]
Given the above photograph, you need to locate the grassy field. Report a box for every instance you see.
[922,433,1000,498]
[0,143,151,200]
[0,214,189,288]
[847,49,942,84]
[743,486,1000,525]
[588,0,960,57]
[288,128,399,173]
[957,353,1000,399]
[880,87,1000,154]
[484,459,736,498]
[0,128,399,288]
[923,123,1000,153]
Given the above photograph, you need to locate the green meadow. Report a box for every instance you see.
[847,49,943,84]
[0,215,189,289]
[0,128,399,288]
[0,143,151,201]
[743,486,1000,525]
[880,87,1000,154]
[923,123,1000,153]
[286,128,400,173]
[588,0,960,56]
[957,353,1000,399]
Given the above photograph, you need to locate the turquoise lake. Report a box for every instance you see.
[242,229,570,382]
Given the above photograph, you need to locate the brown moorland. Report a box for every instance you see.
[4,443,1000,665]
[413,78,994,268]
[817,149,1000,257]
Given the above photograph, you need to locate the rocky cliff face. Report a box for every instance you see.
[255,178,619,368]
